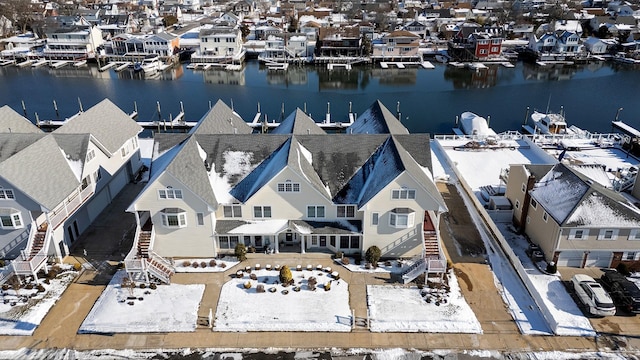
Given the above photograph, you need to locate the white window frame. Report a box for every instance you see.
[521,183,526,193]
[391,189,416,200]
[93,169,101,183]
[0,189,15,200]
[569,228,589,240]
[307,205,325,218]
[158,188,183,199]
[196,212,204,226]
[622,251,640,261]
[277,181,300,193]
[543,211,548,222]
[372,212,379,225]
[0,209,23,229]
[160,208,187,228]
[337,205,356,218]
[530,198,538,210]
[629,229,640,240]
[597,229,618,241]
[515,200,520,209]
[86,149,95,162]
[223,205,242,218]
[389,209,415,229]
[253,206,272,218]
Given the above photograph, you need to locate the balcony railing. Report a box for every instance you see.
[50,185,94,230]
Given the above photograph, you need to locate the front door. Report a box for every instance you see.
[285,232,293,244]
[319,236,327,247]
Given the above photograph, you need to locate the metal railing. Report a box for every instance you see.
[50,185,94,229]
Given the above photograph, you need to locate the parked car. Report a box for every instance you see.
[571,274,616,317]
[600,270,640,314]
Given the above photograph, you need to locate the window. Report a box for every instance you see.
[277,181,300,193]
[492,39,501,44]
[253,206,272,218]
[372,212,379,225]
[543,212,548,222]
[81,176,92,190]
[569,228,588,240]
[598,229,618,240]
[307,206,325,218]
[521,183,526,193]
[0,189,15,200]
[629,229,640,240]
[158,188,183,199]
[86,149,95,162]
[515,200,520,209]
[491,46,499,52]
[337,205,356,218]
[160,208,187,228]
[350,236,360,249]
[330,236,336,247]
[196,213,204,226]
[311,236,318,246]
[479,49,487,54]
[389,208,415,228]
[0,209,23,229]
[340,235,350,248]
[93,169,101,183]
[392,189,416,200]
[218,235,239,249]
[223,205,242,218]
[530,198,537,209]
[121,145,129,158]
[623,252,640,261]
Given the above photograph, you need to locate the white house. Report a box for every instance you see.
[191,25,245,64]
[44,25,104,60]
[0,100,143,284]
[125,100,448,284]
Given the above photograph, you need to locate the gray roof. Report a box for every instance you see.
[0,133,46,163]
[347,100,409,135]
[0,135,80,210]
[54,99,142,154]
[165,136,218,207]
[191,100,253,135]
[271,109,326,135]
[0,106,42,133]
[52,133,90,162]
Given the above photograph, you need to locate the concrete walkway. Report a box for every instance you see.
[0,182,639,355]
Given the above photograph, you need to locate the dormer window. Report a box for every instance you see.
[392,188,416,200]
[277,180,300,193]
[0,208,23,229]
[159,188,183,199]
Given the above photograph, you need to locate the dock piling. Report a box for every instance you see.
[21,100,27,118]
[78,97,83,112]
[53,100,59,119]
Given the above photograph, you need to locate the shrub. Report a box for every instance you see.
[257,284,265,293]
[235,243,247,261]
[0,259,5,267]
[182,260,191,267]
[200,261,207,268]
[546,261,557,274]
[73,263,82,271]
[219,262,227,268]
[341,257,350,265]
[617,262,631,276]
[37,284,45,292]
[248,246,256,253]
[279,265,293,286]
[334,251,343,259]
[365,246,382,268]
[25,283,34,290]
[192,262,199,268]
[244,281,252,289]
[139,283,146,289]
[2,284,8,291]
[324,282,331,291]
[149,283,157,290]
[354,252,362,265]
[209,259,217,267]
[446,260,453,271]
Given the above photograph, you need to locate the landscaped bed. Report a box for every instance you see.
[215,265,351,332]
[79,270,204,333]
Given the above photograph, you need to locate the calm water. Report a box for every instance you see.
[1,60,639,134]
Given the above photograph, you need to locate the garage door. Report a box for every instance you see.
[108,168,129,197]
[556,251,583,267]
[87,189,110,221]
[585,251,612,268]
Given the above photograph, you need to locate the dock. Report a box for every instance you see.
[327,63,352,70]
[266,62,289,71]
[0,59,16,66]
[74,60,87,67]
[379,62,389,69]
[114,62,131,72]
[421,61,435,69]
[50,60,71,69]
[16,59,34,67]
[612,121,640,139]
[32,59,48,67]
[98,62,117,72]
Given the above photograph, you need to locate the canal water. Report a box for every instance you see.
[1,60,639,134]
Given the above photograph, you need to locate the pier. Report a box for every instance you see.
[612,121,640,139]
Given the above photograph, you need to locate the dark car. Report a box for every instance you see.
[600,270,640,314]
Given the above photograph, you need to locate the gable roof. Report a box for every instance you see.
[0,106,42,133]
[347,100,409,134]
[0,135,80,210]
[53,99,142,154]
[531,163,640,226]
[271,109,326,135]
[0,133,46,163]
[165,136,218,207]
[191,100,253,135]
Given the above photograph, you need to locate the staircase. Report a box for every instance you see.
[137,230,151,258]
[424,232,440,258]
[29,229,47,259]
[125,223,175,284]
[146,252,175,284]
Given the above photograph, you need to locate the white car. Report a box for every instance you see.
[571,274,616,317]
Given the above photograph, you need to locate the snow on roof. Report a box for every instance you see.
[348,100,409,135]
[566,191,640,227]
[227,219,288,234]
[531,165,589,224]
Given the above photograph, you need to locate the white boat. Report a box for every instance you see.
[530,110,570,134]
[456,112,497,137]
[134,55,162,75]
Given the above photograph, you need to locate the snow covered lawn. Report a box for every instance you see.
[79,270,205,333]
[367,272,482,333]
[174,258,239,273]
[215,268,351,332]
[499,224,595,336]
[335,257,412,274]
[0,269,77,335]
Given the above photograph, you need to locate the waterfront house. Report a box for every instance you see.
[259,34,310,62]
[124,100,447,284]
[504,163,640,269]
[109,32,178,58]
[43,24,104,60]
[316,26,363,58]
[371,30,421,62]
[0,100,143,284]
[582,36,612,55]
[191,25,245,65]
[0,32,45,58]
[448,27,503,61]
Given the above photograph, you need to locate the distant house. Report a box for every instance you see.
[403,20,427,38]
[109,32,179,57]
[43,24,104,60]
[0,100,143,283]
[191,25,245,64]
[504,163,640,269]
[316,26,363,57]
[371,30,421,62]
[448,27,503,61]
[232,0,256,17]
[124,100,447,284]
[582,36,611,55]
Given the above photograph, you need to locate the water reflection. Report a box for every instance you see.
[202,68,246,85]
[443,66,498,89]
[264,65,307,86]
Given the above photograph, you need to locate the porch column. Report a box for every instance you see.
[274,234,279,254]
[300,235,305,254]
